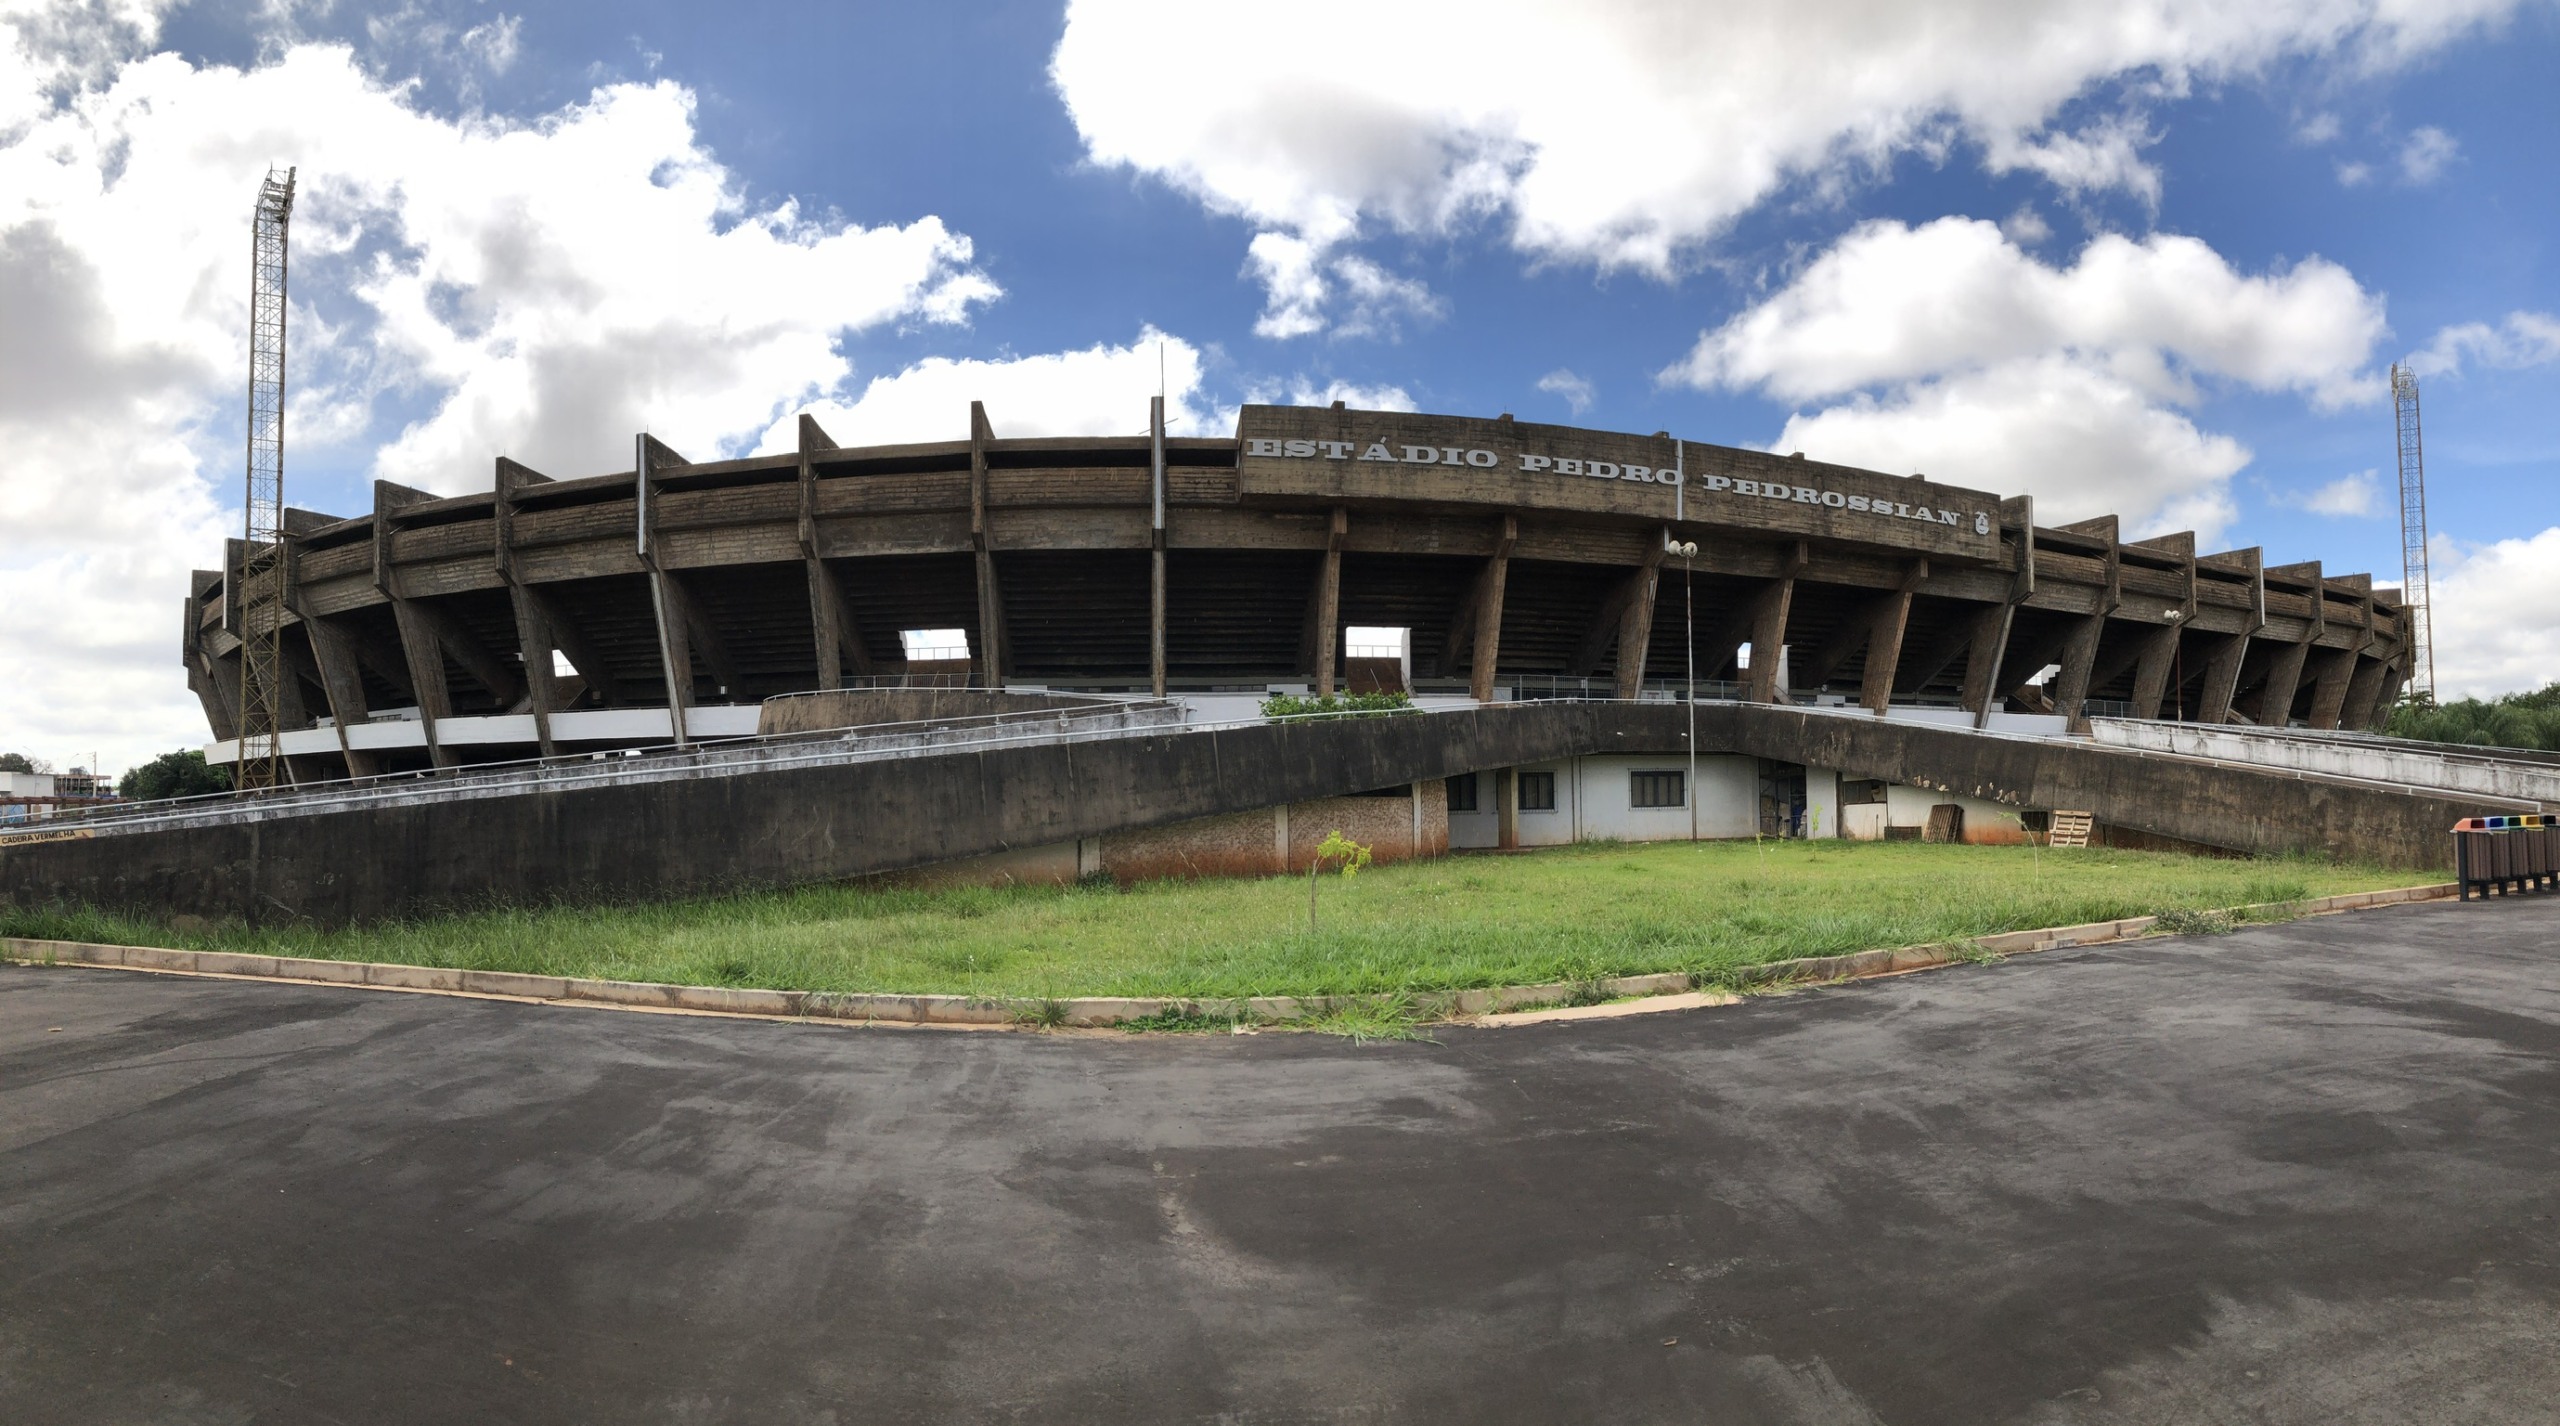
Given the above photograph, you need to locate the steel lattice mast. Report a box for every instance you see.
[2389,362,2435,704]
[237,166,297,793]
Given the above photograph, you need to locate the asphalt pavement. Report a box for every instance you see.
[4,894,2558,1424]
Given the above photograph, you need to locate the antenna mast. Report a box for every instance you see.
[2388,362,2435,705]
[237,165,297,793]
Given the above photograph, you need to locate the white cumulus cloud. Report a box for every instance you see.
[2398,124,2460,183]
[2280,469,2383,516]
[2429,526,2560,699]
[1664,217,2387,542]
[762,329,1212,447]
[0,13,997,770]
[1535,368,1595,415]
[2409,310,2560,377]
[1052,0,2533,336]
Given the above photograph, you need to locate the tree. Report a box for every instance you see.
[1306,829,1373,932]
[0,752,44,774]
[119,749,231,801]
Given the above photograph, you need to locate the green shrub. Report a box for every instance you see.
[2385,683,2560,753]
[1259,691,1416,719]
[118,749,231,801]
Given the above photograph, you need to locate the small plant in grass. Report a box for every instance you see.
[1013,997,1072,1029]
[1566,978,1614,1007]
[2152,906,2239,936]
[1307,829,1372,932]
[1118,1004,1256,1034]
[1302,994,1436,1043]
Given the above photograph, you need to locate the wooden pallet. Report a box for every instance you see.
[2048,811,2094,849]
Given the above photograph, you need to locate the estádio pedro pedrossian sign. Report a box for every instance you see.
[1242,434,1992,535]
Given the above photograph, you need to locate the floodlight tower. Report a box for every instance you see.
[2389,362,2435,704]
[237,166,297,793]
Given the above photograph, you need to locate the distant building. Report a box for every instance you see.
[0,769,117,823]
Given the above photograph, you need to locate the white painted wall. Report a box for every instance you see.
[1827,782,2028,844]
[1804,765,1841,840]
[1446,754,1766,847]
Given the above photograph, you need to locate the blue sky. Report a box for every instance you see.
[3,0,2556,769]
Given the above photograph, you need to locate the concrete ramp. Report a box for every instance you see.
[0,705,1634,926]
[2088,719,2560,808]
[1,702,2526,926]
[1719,704,2536,870]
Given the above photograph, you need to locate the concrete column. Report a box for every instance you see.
[2195,634,2251,724]
[1303,508,1347,695]
[2342,654,2390,732]
[2304,646,2359,730]
[301,613,382,778]
[1497,768,1518,850]
[2128,625,2182,721]
[1959,601,2016,727]
[1150,395,1168,699]
[1463,516,1518,704]
[2250,638,2314,728]
[388,599,455,769]
[1612,531,1668,700]
[645,570,694,743]
[1859,562,1924,715]
[968,402,1007,686]
[2354,657,2407,731]
[2048,614,2104,728]
[1745,575,1796,705]
[507,594,562,759]
[797,414,867,692]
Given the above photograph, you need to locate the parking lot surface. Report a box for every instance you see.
[5,895,2557,1424]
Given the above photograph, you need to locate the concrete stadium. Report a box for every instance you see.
[13,400,2545,928]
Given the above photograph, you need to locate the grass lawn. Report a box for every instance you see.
[3,840,2418,1001]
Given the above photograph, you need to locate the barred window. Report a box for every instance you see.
[1518,770,1557,811]
[1446,774,1479,812]
[1630,770,1686,809]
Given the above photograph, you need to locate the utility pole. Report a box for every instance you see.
[2389,362,2435,705]
[236,166,296,793]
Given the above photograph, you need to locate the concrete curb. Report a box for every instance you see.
[1,882,2459,1031]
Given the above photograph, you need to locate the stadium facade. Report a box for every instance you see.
[187,401,2414,787]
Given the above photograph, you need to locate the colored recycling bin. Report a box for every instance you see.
[2451,815,2559,900]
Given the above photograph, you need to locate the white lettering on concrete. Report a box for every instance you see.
[1244,433,1992,537]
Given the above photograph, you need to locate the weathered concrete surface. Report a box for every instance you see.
[1718,704,2534,871]
[0,703,2523,925]
[6,896,2559,1423]
[756,688,1148,735]
[0,704,1648,925]
[2091,718,2560,806]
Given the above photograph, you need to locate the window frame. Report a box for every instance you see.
[1517,769,1558,812]
[1629,769,1687,810]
